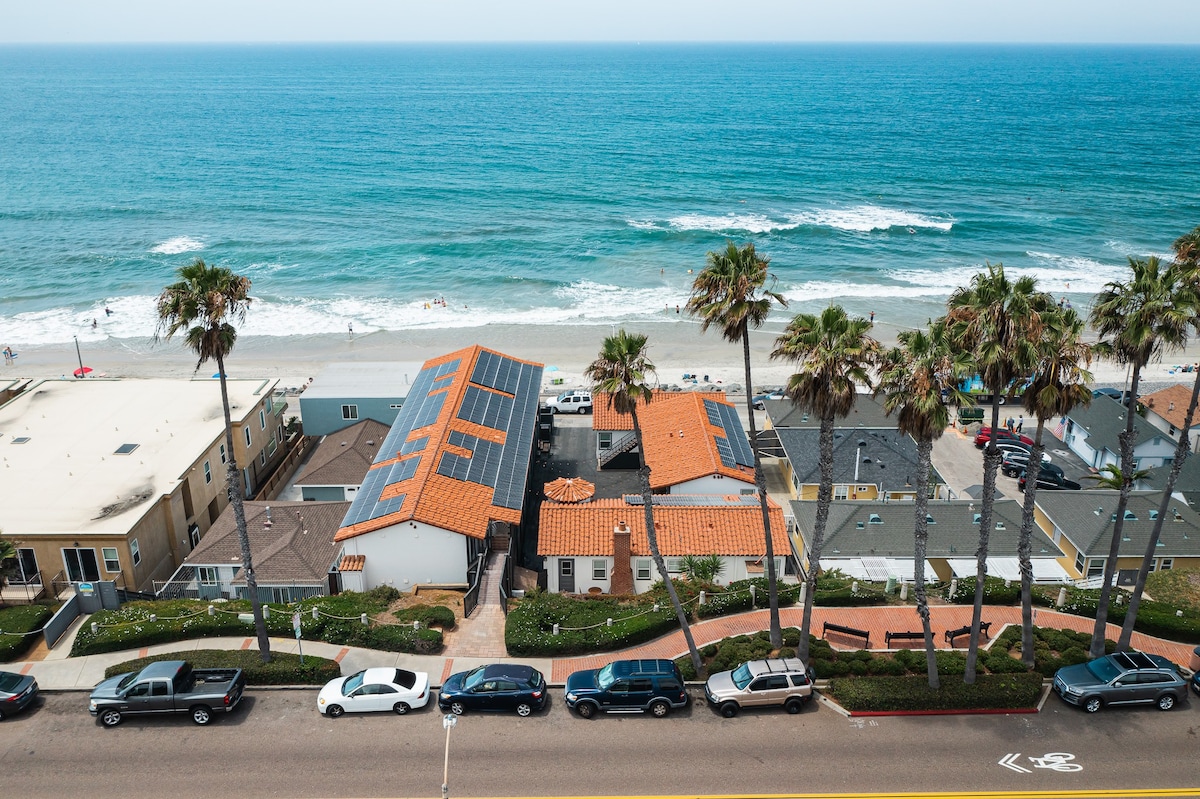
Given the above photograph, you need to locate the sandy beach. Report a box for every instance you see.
[6,320,1200,400]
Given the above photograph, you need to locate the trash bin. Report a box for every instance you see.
[1190,645,1200,673]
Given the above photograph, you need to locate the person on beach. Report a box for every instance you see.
[1016,416,1024,433]
[2,346,11,366]
[91,318,97,329]
[869,310,875,323]
[104,306,112,316]
[348,323,354,340]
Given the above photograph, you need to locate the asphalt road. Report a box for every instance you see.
[2,689,1198,798]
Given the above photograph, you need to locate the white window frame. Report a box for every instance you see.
[635,558,651,580]
[341,404,359,421]
[189,524,201,548]
[592,559,607,580]
[259,450,267,466]
[101,547,120,573]
[834,485,849,500]
[219,443,227,464]
[130,538,141,567]
[198,567,219,585]
[259,409,267,430]
[1086,557,1104,579]
[244,426,251,447]
[1159,557,1174,571]
[665,558,683,573]
[1074,551,1085,574]
[203,460,212,484]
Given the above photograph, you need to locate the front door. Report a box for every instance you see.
[62,548,100,583]
[559,559,575,593]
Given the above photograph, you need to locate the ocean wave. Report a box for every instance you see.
[632,204,953,235]
[150,236,205,255]
[666,213,786,234]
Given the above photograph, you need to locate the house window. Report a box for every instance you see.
[635,559,651,580]
[1052,528,1062,545]
[1086,558,1105,579]
[130,538,141,567]
[259,409,267,430]
[189,524,201,548]
[560,560,573,576]
[1170,424,1178,435]
[219,444,227,464]
[592,559,607,580]
[1159,558,1174,571]
[259,450,267,466]
[199,567,219,584]
[598,432,612,450]
[101,547,120,572]
[834,485,849,500]
[1075,551,1085,573]
[341,404,359,421]
[244,426,252,447]
[203,460,212,484]
[665,558,683,573]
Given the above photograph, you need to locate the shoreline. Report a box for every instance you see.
[5,321,1200,396]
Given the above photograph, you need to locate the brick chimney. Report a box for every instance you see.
[610,521,634,595]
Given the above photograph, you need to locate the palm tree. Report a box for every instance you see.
[157,258,270,662]
[687,241,788,646]
[1016,307,1093,668]
[771,305,881,663]
[585,330,704,678]
[1084,463,1153,490]
[877,317,972,688]
[1088,256,1192,657]
[947,263,1053,682]
[1117,231,1200,650]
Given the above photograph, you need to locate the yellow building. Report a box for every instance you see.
[0,378,286,596]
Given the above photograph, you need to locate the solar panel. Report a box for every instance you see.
[470,350,525,395]
[703,399,754,467]
[457,385,515,430]
[400,436,428,455]
[387,457,420,484]
[714,436,735,467]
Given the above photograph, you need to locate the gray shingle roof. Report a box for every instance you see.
[790,499,1063,559]
[184,501,350,585]
[765,393,894,429]
[776,425,940,493]
[1066,395,1161,454]
[295,418,391,488]
[1033,490,1200,559]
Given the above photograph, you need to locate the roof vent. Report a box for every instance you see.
[1111,513,1117,521]
[1095,506,1103,516]
[1124,510,1137,520]
[868,513,883,524]
[856,521,865,529]
[973,513,981,524]
[926,514,935,524]
[114,443,138,454]
[996,522,1005,531]
[366,440,375,446]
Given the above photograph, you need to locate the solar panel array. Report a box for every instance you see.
[458,385,515,428]
[703,399,754,467]
[342,466,407,527]
[471,350,525,395]
[387,456,420,484]
[438,431,504,488]
[623,493,761,507]
[374,359,461,464]
[400,436,428,455]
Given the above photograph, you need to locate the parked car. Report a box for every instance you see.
[546,390,592,414]
[89,660,246,727]
[752,391,785,410]
[318,668,430,717]
[1053,651,1187,712]
[1093,387,1137,406]
[704,658,813,717]
[1000,448,1051,477]
[1018,466,1081,492]
[438,663,547,717]
[564,659,688,719]
[0,670,39,721]
[1192,669,1200,698]
[974,426,1035,448]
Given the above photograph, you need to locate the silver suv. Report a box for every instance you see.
[1052,651,1187,713]
[704,658,813,717]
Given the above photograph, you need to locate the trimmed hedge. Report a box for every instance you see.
[392,604,457,630]
[0,603,56,662]
[992,623,1114,676]
[944,575,1021,605]
[826,673,1044,712]
[1031,584,1200,645]
[103,649,341,685]
[71,592,445,657]
[505,589,679,656]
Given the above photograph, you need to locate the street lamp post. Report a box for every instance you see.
[441,712,457,799]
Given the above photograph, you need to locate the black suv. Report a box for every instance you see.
[564,659,688,718]
[1018,465,1081,492]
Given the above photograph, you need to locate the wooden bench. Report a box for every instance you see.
[822,621,870,648]
[944,621,992,646]
[885,630,925,647]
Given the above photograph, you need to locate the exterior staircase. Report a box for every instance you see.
[598,431,639,467]
[442,552,508,658]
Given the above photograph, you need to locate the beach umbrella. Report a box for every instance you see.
[544,477,595,503]
[72,366,93,378]
[212,372,228,379]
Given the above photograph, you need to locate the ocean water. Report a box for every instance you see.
[1,44,1199,347]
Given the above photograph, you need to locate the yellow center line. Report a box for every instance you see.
[448,791,1200,799]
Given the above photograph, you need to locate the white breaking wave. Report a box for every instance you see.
[633,204,953,235]
[150,236,205,255]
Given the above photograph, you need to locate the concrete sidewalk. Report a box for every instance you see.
[9,604,1195,691]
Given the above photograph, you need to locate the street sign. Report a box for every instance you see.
[292,612,302,639]
[443,713,457,730]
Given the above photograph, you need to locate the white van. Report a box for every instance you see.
[546,390,592,414]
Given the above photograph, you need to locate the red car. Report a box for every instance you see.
[974,426,1035,449]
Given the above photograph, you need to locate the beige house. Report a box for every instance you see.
[0,378,286,595]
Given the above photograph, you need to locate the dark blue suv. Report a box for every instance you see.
[564,659,688,719]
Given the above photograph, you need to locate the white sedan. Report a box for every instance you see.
[317,668,430,717]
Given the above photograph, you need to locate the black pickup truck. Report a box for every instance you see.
[89,660,246,727]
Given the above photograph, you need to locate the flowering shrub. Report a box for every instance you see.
[0,603,55,661]
[944,575,1020,605]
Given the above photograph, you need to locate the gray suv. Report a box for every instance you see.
[1052,651,1187,713]
[704,658,813,717]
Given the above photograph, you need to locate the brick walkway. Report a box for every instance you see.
[440,552,508,659]
[547,604,1197,682]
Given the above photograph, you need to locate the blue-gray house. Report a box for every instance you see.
[298,361,425,437]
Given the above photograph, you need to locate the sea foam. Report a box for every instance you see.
[151,236,205,255]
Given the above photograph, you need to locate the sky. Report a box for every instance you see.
[2,0,1198,44]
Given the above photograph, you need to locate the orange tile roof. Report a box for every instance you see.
[537,496,789,557]
[593,391,755,490]
[1142,384,1196,430]
[335,345,543,543]
[339,554,366,572]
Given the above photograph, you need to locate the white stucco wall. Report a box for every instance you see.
[340,521,468,592]
[670,474,755,494]
[546,555,792,594]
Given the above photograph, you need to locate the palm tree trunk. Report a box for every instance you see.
[911,438,939,689]
[1117,369,1200,649]
[742,331,781,647]
[1017,422,1048,669]
[631,408,703,678]
[1091,363,1144,657]
[218,354,271,662]
[965,396,1002,683]
[797,415,835,663]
